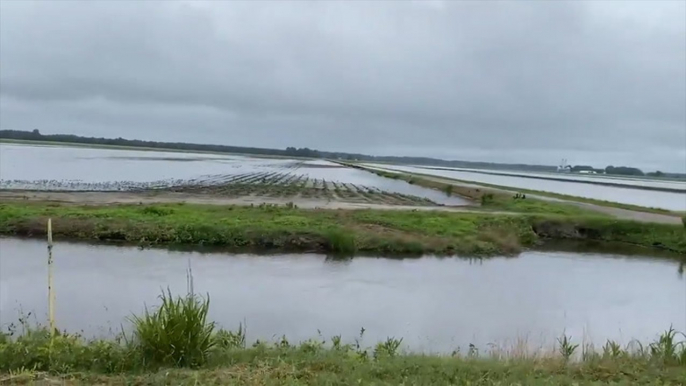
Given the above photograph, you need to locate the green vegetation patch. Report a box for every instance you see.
[0,201,684,256]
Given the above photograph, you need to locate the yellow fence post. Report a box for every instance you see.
[47,218,56,336]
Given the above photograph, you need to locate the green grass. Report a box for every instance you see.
[1,291,685,385]
[130,289,216,368]
[0,201,684,256]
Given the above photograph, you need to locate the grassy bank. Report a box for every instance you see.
[349,163,683,216]
[2,291,685,385]
[0,201,684,256]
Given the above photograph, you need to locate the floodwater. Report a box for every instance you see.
[0,143,286,182]
[424,166,686,191]
[1,237,684,353]
[0,144,469,206]
[363,163,686,211]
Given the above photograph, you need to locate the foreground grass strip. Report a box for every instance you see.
[0,201,684,255]
[2,292,686,385]
[4,355,686,385]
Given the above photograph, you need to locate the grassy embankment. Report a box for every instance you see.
[347,163,684,216]
[2,291,685,385]
[1,201,684,256]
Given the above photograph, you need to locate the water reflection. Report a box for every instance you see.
[1,237,684,353]
[0,144,470,206]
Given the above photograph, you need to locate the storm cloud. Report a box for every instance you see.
[1,0,684,171]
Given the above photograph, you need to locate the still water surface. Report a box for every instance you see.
[0,144,469,206]
[1,238,683,353]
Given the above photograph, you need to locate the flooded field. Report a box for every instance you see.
[423,166,686,191]
[0,144,469,206]
[364,163,686,211]
[1,237,683,353]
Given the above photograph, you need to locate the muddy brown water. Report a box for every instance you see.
[1,237,684,353]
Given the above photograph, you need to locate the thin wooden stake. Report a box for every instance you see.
[47,218,55,336]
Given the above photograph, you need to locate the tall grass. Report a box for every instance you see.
[325,229,356,254]
[649,327,686,365]
[129,289,215,368]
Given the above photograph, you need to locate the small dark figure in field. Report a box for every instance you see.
[513,193,526,200]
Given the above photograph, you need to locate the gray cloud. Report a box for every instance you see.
[1,0,684,171]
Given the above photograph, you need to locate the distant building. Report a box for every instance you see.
[557,158,572,173]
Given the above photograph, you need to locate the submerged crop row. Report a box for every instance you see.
[0,164,441,206]
[0,201,684,256]
[1,290,685,385]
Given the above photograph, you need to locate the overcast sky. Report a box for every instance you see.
[1,1,685,171]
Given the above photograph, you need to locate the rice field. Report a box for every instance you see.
[163,170,438,206]
[0,164,443,207]
[0,144,472,206]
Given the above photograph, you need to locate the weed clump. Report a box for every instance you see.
[649,326,686,365]
[557,333,579,361]
[325,229,356,254]
[141,206,174,216]
[130,289,215,368]
[215,324,246,349]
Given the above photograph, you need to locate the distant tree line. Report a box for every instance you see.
[568,164,679,178]
[604,165,645,176]
[2,129,682,179]
[0,129,559,172]
[2,129,328,159]
[569,164,645,176]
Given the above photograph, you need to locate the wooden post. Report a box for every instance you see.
[47,218,55,336]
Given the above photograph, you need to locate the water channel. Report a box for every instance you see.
[1,237,683,353]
